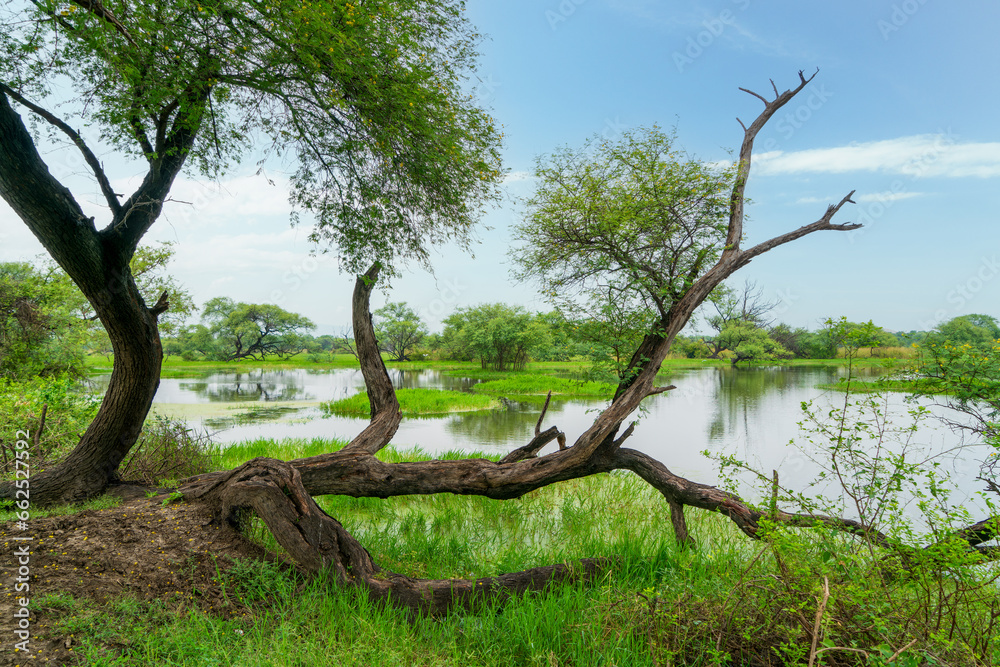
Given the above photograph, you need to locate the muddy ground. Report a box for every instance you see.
[0,488,276,666]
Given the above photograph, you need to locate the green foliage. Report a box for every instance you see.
[915,335,1000,490]
[716,321,790,367]
[322,388,499,417]
[926,314,1000,350]
[0,262,89,378]
[512,126,734,316]
[0,0,503,273]
[129,241,195,334]
[817,317,897,360]
[569,290,656,382]
[441,303,551,371]
[708,355,1000,665]
[0,376,99,475]
[200,297,314,361]
[373,302,428,361]
[511,125,735,379]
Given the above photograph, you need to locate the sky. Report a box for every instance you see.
[2,0,1000,335]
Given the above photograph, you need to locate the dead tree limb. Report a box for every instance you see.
[179,74,996,614]
[179,456,607,614]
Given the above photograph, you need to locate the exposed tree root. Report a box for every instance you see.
[179,456,607,614]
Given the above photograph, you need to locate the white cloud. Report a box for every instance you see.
[502,170,534,184]
[855,191,924,203]
[755,135,1000,178]
[795,191,925,205]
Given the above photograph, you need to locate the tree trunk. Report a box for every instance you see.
[0,91,173,503]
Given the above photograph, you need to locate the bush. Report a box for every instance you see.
[117,416,215,486]
[0,376,99,476]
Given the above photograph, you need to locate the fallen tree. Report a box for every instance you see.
[176,73,997,613]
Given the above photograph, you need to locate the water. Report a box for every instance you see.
[82,366,986,514]
[88,364,987,514]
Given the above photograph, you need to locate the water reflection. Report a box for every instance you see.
[87,365,976,502]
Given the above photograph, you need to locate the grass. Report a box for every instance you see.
[471,374,616,401]
[17,435,1000,665]
[0,493,120,522]
[322,388,501,417]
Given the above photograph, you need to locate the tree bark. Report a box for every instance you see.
[0,88,196,503]
[179,456,607,614]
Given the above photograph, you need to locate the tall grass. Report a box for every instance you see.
[37,434,1000,665]
[472,374,614,399]
[322,388,500,417]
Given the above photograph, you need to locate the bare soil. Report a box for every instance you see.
[0,487,274,666]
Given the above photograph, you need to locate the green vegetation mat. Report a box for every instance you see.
[322,388,501,417]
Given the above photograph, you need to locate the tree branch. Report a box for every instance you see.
[0,83,122,216]
[722,69,819,262]
[68,0,137,46]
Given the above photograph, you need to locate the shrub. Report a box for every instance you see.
[0,376,99,476]
[117,416,215,486]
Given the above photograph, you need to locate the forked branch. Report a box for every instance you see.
[0,83,122,216]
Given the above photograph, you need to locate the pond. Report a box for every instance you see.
[87,364,984,509]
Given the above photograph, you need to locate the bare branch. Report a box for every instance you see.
[645,384,676,398]
[737,191,859,266]
[149,290,170,318]
[499,426,563,464]
[0,83,122,216]
[722,70,820,262]
[535,391,553,436]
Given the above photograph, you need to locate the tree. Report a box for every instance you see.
[442,303,550,371]
[512,125,735,337]
[715,320,791,367]
[373,302,427,361]
[768,322,809,358]
[817,317,895,359]
[0,262,88,378]
[705,280,778,357]
[178,75,987,617]
[927,314,1000,350]
[0,0,503,503]
[202,298,315,361]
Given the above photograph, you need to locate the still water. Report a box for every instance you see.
[89,365,981,501]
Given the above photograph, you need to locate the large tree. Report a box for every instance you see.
[202,297,315,361]
[442,303,551,371]
[0,0,502,502]
[177,74,997,615]
[373,301,427,361]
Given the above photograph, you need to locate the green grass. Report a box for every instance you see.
[0,493,121,521]
[22,434,1000,665]
[471,374,615,400]
[321,388,501,417]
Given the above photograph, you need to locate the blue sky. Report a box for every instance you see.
[2,0,999,335]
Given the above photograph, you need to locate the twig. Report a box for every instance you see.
[32,404,47,451]
[807,576,830,667]
[886,638,919,663]
[535,391,553,436]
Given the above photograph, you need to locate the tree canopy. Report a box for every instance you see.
[512,126,735,323]
[0,0,505,502]
[0,262,88,378]
[202,297,315,361]
[0,0,503,272]
[442,303,550,371]
[374,302,427,361]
